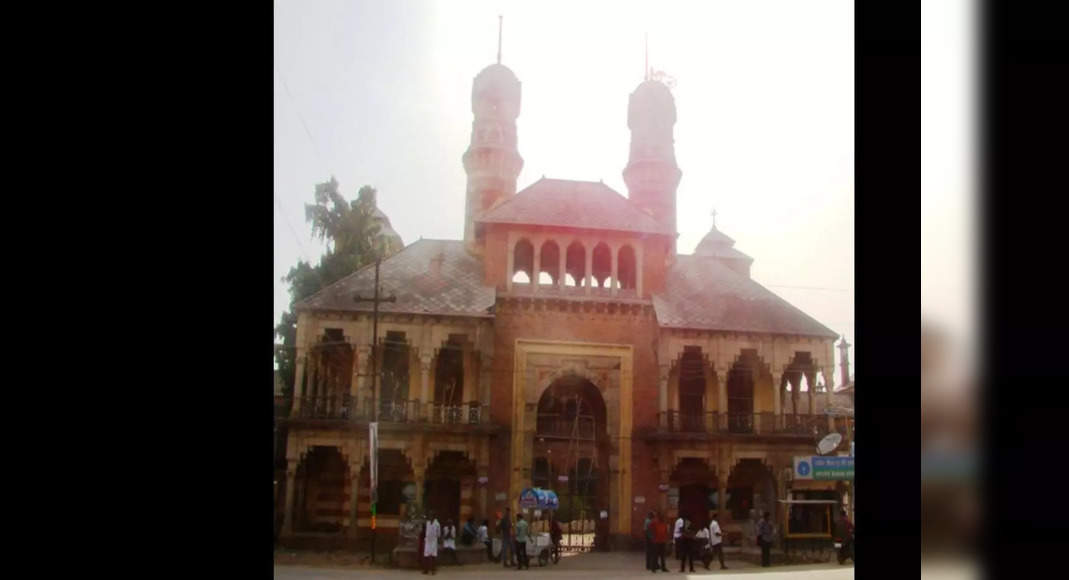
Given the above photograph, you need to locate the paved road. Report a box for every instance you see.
[275,552,854,579]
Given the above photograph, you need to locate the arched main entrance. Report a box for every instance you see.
[727,459,777,545]
[533,375,608,552]
[293,446,349,533]
[671,458,719,528]
[424,451,476,526]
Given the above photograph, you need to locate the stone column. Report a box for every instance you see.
[355,345,371,415]
[506,237,515,292]
[717,366,728,428]
[557,242,566,290]
[420,352,433,420]
[532,241,541,292]
[585,243,593,295]
[717,449,729,527]
[414,465,426,508]
[292,350,307,414]
[479,356,493,418]
[610,244,619,296]
[658,364,669,428]
[348,454,363,538]
[636,244,644,297]
[477,465,489,517]
[282,458,298,535]
[772,367,783,432]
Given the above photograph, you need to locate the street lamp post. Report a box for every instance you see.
[354,256,396,563]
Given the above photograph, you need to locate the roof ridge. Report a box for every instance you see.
[292,240,427,309]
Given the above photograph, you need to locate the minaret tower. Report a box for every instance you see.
[462,16,523,248]
[622,69,682,253]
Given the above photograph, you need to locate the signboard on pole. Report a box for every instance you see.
[794,455,854,480]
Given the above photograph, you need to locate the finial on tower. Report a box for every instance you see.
[644,32,649,81]
[497,15,503,64]
[711,208,718,228]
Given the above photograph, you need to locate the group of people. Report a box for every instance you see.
[493,507,564,570]
[643,511,729,573]
[418,512,493,575]
[421,507,563,573]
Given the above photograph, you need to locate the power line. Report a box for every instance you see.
[764,284,850,292]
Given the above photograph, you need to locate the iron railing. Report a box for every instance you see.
[656,411,836,436]
[287,395,489,426]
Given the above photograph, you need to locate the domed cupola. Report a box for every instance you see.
[694,223,754,278]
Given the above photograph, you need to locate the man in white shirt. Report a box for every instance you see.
[708,512,727,569]
[695,524,710,569]
[422,512,441,575]
[673,515,685,560]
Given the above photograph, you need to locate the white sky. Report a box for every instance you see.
[922,0,977,382]
[274,0,855,385]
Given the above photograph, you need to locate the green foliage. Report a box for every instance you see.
[274,177,404,391]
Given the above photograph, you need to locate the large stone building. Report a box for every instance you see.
[276,58,852,552]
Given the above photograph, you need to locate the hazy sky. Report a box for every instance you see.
[274,0,854,384]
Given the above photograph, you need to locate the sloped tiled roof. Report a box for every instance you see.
[476,177,674,236]
[653,255,838,338]
[294,239,495,317]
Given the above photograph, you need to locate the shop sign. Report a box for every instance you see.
[794,456,854,480]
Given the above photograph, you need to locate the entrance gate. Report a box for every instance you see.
[533,376,608,552]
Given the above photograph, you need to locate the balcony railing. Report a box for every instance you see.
[287,395,489,426]
[655,411,835,436]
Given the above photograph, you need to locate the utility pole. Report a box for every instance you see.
[353,256,396,564]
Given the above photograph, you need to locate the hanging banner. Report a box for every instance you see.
[369,422,379,503]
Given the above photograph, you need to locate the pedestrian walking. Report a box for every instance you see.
[708,512,727,570]
[837,509,854,564]
[514,513,530,570]
[652,512,669,572]
[673,514,684,560]
[756,511,774,567]
[644,510,655,572]
[478,519,492,561]
[678,519,696,573]
[421,511,441,575]
[499,508,515,567]
[694,524,710,569]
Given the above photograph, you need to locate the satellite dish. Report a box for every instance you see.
[817,432,843,455]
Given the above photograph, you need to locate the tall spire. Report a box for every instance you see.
[497,15,503,64]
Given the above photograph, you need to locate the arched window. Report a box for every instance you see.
[617,245,637,290]
[565,241,586,288]
[512,239,533,284]
[592,243,612,289]
[539,241,560,286]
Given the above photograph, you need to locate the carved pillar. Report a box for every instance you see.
[772,367,783,432]
[506,237,515,292]
[348,454,363,538]
[355,344,371,415]
[532,240,542,293]
[420,352,433,420]
[585,243,593,295]
[610,244,619,297]
[292,350,307,413]
[717,449,729,526]
[557,241,566,290]
[282,458,298,535]
[658,364,669,428]
[636,244,644,297]
[479,355,493,414]
[717,366,728,427]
